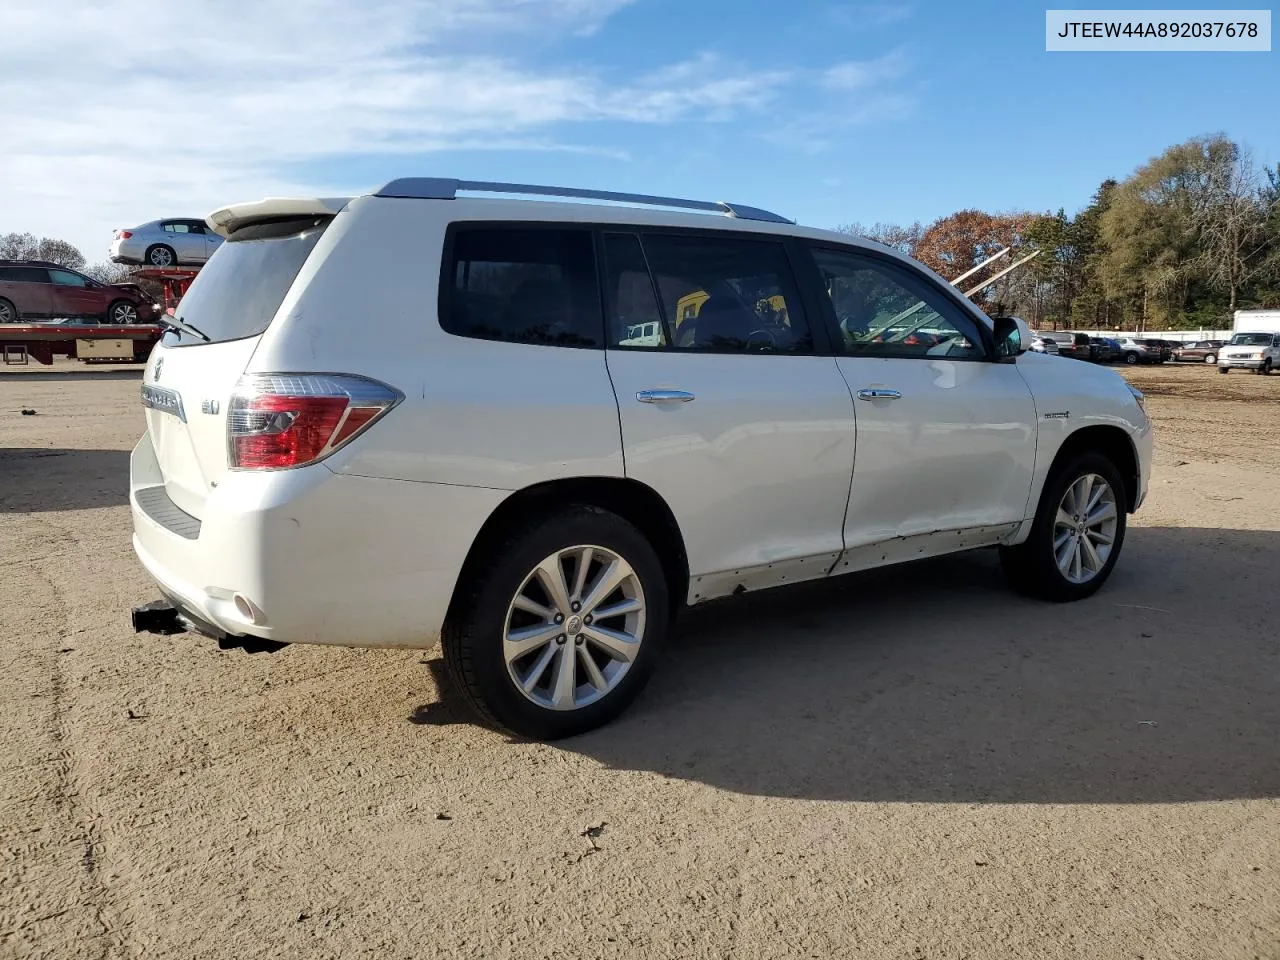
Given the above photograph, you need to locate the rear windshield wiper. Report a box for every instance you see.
[158,315,211,343]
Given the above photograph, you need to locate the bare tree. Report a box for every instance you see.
[0,231,87,269]
[1193,148,1275,314]
[836,221,924,257]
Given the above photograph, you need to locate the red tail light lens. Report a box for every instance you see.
[228,374,401,470]
[120,230,133,239]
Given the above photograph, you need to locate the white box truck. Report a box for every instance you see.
[1234,309,1280,333]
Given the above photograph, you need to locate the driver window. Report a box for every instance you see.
[634,233,812,354]
[810,246,985,360]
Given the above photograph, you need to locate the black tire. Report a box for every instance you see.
[145,244,176,267]
[107,300,138,324]
[442,505,670,739]
[1263,360,1273,376]
[1219,366,1229,375]
[999,451,1128,602]
[1124,352,1139,365]
[0,297,16,323]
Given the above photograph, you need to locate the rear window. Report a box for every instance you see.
[441,226,601,348]
[163,217,329,346]
[0,266,50,283]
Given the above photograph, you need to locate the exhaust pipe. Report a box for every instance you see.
[132,599,186,635]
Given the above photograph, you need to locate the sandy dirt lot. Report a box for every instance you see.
[2,359,1278,959]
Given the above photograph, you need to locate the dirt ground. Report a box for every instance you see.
[1,359,1278,960]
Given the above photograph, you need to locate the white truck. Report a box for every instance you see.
[1220,310,1280,374]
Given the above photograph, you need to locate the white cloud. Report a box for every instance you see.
[0,0,910,257]
[823,48,912,91]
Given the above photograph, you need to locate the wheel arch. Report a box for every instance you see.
[1045,425,1140,513]
[445,476,690,625]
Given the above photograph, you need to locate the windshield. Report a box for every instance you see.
[163,216,330,346]
[1229,333,1272,346]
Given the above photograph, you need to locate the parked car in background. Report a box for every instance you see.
[1035,330,1078,358]
[1139,339,1172,363]
[1114,338,1155,364]
[0,260,158,324]
[126,177,1152,738]
[1174,340,1226,364]
[111,219,224,267]
[1089,336,1117,363]
[1026,333,1060,355]
[1218,331,1280,374]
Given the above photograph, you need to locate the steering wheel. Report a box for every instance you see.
[745,328,777,352]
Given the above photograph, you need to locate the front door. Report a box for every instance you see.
[601,231,856,599]
[47,269,103,320]
[804,244,1037,554]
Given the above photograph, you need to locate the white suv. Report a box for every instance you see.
[129,178,1153,738]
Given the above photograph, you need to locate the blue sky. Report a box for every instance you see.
[2,0,1276,259]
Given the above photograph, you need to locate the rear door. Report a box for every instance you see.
[601,230,856,588]
[0,266,53,319]
[803,243,1036,551]
[142,216,331,516]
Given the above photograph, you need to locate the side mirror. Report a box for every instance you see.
[993,316,1031,360]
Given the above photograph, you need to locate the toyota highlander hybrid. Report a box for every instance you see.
[129,178,1153,739]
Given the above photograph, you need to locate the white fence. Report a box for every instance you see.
[1109,330,1232,343]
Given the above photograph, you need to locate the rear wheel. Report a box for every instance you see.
[443,505,669,739]
[1204,354,1216,364]
[1000,452,1127,602]
[145,244,176,267]
[0,297,16,323]
[1125,352,1139,364]
[107,300,138,324]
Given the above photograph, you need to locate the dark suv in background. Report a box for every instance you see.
[0,261,158,324]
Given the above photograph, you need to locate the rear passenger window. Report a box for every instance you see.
[618,233,811,354]
[444,227,601,348]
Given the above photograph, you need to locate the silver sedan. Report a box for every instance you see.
[110,219,223,267]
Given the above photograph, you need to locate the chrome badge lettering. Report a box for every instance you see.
[201,399,220,415]
[141,383,187,422]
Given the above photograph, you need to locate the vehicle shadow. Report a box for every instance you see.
[0,448,130,512]
[418,525,1280,803]
[0,367,144,383]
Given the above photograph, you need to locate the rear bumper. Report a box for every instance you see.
[129,432,507,648]
[110,238,145,264]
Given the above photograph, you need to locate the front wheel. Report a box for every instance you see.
[442,505,669,739]
[107,300,138,324]
[1219,366,1229,375]
[1125,352,1139,365]
[1000,452,1127,602]
[1262,360,1273,376]
[0,297,17,323]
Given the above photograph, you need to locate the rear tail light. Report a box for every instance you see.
[227,374,401,470]
[117,230,133,239]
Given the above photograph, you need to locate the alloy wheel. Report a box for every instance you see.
[150,247,173,266]
[112,303,138,323]
[503,544,646,711]
[1053,473,1119,584]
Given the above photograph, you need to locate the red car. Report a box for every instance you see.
[0,260,158,324]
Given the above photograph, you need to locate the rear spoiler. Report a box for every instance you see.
[206,197,350,239]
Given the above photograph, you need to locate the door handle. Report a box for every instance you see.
[856,388,902,401]
[637,389,695,404]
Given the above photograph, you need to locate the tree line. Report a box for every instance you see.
[841,134,1280,331]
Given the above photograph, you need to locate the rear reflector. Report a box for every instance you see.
[228,373,401,470]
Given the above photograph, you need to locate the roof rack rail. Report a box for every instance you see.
[372,178,794,225]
